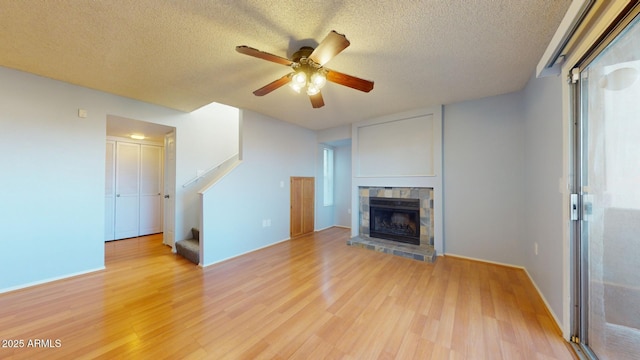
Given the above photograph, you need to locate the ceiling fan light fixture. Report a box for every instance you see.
[306,84,320,96]
[292,71,307,86]
[289,70,308,93]
[310,71,327,89]
[290,83,303,93]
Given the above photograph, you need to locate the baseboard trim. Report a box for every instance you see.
[332,225,351,229]
[199,227,352,268]
[200,237,291,268]
[444,252,522,269]
[315,225,351,232]
[443,252,563,334]
[0,267,106,294]
[522,267,564,336]
[315,226,335,232]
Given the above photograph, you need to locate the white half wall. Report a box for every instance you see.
[174,104,239,241]
[200,110,316,266]
[0,66,238,292]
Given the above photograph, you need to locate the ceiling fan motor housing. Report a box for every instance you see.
[292,46,314,63]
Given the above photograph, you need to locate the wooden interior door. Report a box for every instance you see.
[290,177,314,238]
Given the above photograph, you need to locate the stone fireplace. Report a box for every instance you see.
[348,186,436,262]
[359,187,434,246]
[348,108,442,262]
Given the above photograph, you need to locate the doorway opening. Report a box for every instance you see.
[105,115,177,258]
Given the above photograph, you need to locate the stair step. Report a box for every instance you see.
[176,238,199,264]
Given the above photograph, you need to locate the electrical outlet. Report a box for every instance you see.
[534,242,539,255]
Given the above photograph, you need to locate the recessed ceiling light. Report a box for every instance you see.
[130,134,145,140]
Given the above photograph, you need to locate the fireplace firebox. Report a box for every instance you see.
[369,197,420,245]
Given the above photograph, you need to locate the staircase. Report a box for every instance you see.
[176,228,199,264]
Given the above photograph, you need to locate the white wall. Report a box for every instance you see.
[314,141,354,230]
[200,110,316,265]
[443,92,525,265]
[356,115,435,177]
[316,126,353,230]
[316,124,350,144]
[442,81,566,330]
[0,69,106,292]
[0,66,238,292]
[315,144,334,231]
[522,72,565,326]
[334,144,352,227]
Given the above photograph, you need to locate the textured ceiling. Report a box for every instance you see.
[0,1,571,130]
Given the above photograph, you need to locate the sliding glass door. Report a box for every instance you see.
[575,13,640,359]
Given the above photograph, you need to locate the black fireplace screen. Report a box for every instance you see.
[369,197,420,245]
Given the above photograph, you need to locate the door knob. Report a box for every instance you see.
[164,195,170,199]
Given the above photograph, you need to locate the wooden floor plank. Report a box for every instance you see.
[0,228,576,359]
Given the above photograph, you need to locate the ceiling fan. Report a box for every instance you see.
[236,30,374,108]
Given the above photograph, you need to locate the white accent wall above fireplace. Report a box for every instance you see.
[351,106,444,255]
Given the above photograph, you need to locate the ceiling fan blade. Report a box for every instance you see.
[309,92,324,109]
[253,74,292,96]
[236,45,293,66]
[326,69,374,93]
[309,30,350,66]
[309,92,325,108]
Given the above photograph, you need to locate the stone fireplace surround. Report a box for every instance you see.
[347,186,436,262]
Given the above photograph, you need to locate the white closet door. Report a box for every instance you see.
[139,145,163,235]
[163,131,176,248]
[114,142,140,239]
[105,141,116,241]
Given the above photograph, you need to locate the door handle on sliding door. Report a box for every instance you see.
[570,194,578,220]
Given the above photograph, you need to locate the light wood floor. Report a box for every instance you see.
[0,228,576,359]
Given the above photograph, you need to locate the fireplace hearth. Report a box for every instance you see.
[349,187,436,263]
[369,197,420,245]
